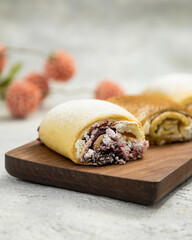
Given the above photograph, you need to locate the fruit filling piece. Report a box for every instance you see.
[75,121,149,166]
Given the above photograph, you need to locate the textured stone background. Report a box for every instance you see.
[0,0,192,239]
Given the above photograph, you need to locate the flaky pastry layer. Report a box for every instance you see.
[108,95,192,145]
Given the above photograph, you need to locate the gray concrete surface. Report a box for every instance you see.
[0,0,192,239]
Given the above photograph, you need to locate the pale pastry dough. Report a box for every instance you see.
[108,95,192,145]
[39,99,148,165]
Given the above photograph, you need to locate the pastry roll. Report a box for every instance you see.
[144,73,192,109]
[108,95,192,145]
[39,99,148,166]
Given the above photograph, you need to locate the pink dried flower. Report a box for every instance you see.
[0,43,6,73]
[44,50,75,81]
[25,72,49,101]
[6,81,41,118]
[94,80,125,100]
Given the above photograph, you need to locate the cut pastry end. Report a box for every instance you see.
[143,111,192,145]
[107,95,192,145]
[75,120,149,166]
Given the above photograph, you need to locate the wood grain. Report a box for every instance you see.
[5,140,192,205]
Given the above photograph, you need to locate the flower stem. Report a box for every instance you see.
[0,62,22,99]
[6,46,47,58]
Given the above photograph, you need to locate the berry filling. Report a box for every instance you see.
[75,121,149,166]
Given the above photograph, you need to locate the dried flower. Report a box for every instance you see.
[94,80,125,100]
[44,50,75,81]
[25,72,49,101]
[6,81,41,118]
[0,43,6,73]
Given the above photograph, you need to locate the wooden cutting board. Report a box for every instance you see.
[5,140,192,205]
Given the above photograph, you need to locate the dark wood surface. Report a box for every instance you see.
[5,140,192,205]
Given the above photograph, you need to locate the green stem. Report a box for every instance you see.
[0,62,22,99]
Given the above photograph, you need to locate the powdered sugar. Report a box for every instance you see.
[41,99,136,131]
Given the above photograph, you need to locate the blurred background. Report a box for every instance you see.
[1,2,192,239]
[1,0,192,113]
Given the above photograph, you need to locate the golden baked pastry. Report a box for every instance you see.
[144,73,192,109]
[108,95,192,145]
[39,99,148,166]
